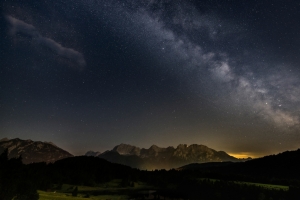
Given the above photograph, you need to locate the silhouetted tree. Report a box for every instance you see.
[13,181,39,200]
[289,185,300,200]
[131,181,135,187]
[0,150,38,200]
[72,186,78,197]
[0,148,8,163]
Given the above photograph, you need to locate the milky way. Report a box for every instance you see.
[1,0,300,157]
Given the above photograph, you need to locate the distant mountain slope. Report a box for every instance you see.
[0,138,73,164]
[93,143,240,170]
[85,150,101,157]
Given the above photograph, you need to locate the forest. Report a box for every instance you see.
[0,149,299,200]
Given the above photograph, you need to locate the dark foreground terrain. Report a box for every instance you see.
[1,148,300,200]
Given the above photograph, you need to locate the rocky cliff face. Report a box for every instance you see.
[173,144,236,162]
[0,138,73,164]
[112,144,141,156]
[94,143,240,170]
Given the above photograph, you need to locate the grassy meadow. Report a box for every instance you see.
[237,182,289,191]
[39,190,129,200]
[38,178,289,200]
[199,178,289,191]
[38,179,155,200]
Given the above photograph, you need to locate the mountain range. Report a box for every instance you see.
[88,143,248,170]
[0,138,73,164]
[1,139,299,199]
[0,138,249,169]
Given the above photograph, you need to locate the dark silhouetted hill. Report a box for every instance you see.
[179,148,300,185]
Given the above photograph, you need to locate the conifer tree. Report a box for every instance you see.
[72,186,78,197]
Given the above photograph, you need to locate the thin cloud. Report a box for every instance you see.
[6,15,86,70]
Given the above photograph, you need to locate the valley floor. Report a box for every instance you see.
[38,179,290,200]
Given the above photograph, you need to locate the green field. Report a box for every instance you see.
[38,180,155,200]
[39,190,129,200]
[199,178,289,191]
[236,181,289,191]
[39,178,289,199]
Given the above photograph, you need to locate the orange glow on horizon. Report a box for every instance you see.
[228,152,258,159]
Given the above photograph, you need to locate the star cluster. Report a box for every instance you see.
[1,0,300,157]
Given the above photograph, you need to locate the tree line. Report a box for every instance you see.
[0,149,299,200]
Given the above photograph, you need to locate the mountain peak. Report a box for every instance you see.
[177,144,188,148]
[113,144,141,156]
[114,143,135,148]
[0,138,73,164]
[149,144,160,150]
[0,138,9,142]
[44,141,57,147]
[85,150,101,157]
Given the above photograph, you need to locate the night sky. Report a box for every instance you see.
[1,0,300,158]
